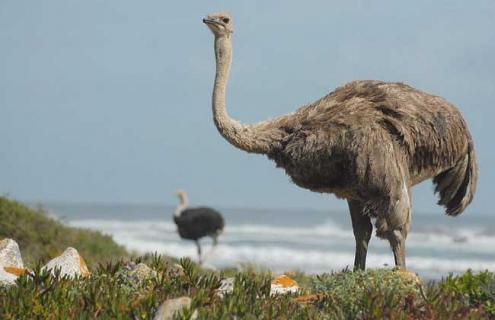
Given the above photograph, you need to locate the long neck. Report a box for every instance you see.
[212,35,278,154]
[174,195,188,217]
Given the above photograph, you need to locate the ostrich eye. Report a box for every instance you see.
[222,17,230,24]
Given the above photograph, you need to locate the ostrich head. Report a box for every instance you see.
[175,189,188,204]
[203,12,233,37]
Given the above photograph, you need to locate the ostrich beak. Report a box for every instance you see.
[203,18,220,26]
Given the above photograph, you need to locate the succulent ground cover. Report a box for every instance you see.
[1,197,494,319]
[1,255,494,319]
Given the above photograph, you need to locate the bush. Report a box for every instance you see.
[0,196,127,267]
[441,270,495,315]
[1,257,493,319]
[1,197,493,319]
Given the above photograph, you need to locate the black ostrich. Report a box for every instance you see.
[173,189,225,264]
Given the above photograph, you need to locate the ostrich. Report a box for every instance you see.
[173,190,225,264]
[203,12,478,270]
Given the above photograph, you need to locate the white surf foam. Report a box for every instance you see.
[69,218,495,252]
[104,239,495,278]
[68,218,495,278]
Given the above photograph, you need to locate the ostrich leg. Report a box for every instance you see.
[385,184,411,269]
[202,234,220,262]
[212,233,219,247]
[387,227,407,268]
[348,200,372,270]
[195,240,203,265]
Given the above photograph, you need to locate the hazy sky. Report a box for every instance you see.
[1,1,493,214]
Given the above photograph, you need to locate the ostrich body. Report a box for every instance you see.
[174,190,224,264]
[203,13,478,270]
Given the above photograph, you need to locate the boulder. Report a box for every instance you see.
[0,238,23,268]
[0,267,18,286]
[3,266,30,276]
[215,275,299,298]
[270,274,299,296]
[0,238,26,286]
[171,263,185,276]
[215,277,235,298]
[41,247,90,278]
[153,296,198,320]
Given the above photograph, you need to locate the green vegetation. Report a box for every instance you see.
[440,270,495,315]
[0,196,127,267]
[1,197,493,318]
[1,255,493,319]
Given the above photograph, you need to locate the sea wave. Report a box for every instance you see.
[100,238,495,278]
[69,218,495,252]
[68,218,495,278]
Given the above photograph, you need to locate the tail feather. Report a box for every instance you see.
[433,141,478,216]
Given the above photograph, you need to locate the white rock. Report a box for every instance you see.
[215,277,235,298]
[171,263,185,276]
[0,238,23,268]
[0,267,18,286]
[215,275,299,298]
[41,247,90,278]
[270,275,299,296]
[0,238,25,286]
[153,296,198,320]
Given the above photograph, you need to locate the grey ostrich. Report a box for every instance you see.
[174,190,225,265]
[202,12,478,271]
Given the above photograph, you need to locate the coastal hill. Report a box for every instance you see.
[0,196,127,267]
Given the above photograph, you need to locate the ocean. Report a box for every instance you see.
[42,203,494,279]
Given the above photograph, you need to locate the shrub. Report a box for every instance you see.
[0,196,127,267]
[1,259,493,319]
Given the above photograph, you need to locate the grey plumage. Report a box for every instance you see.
[203,13,478,270]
